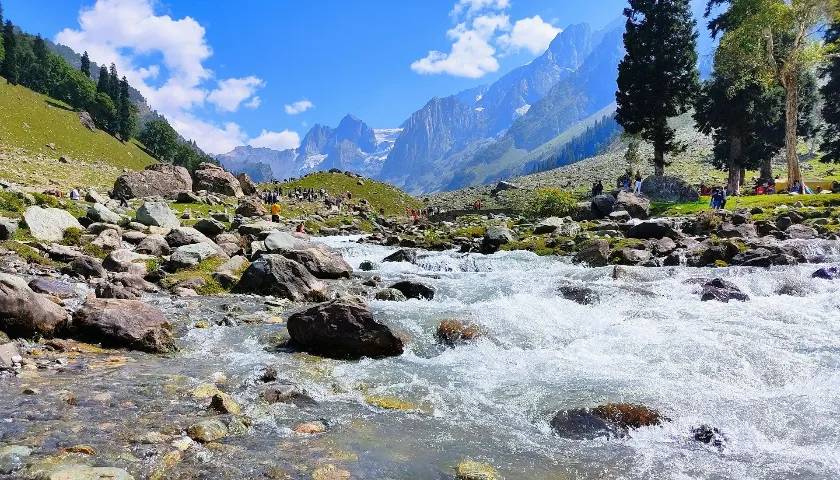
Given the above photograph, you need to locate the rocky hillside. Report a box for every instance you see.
[379,20,626,194]
[0,82,157,191]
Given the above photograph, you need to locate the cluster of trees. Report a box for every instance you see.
[615,0,840,194]
[0,3,137,139]
[137,118,215,172]
[0,1,214,172]
[527,117,621,174]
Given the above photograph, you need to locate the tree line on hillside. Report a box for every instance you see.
[615,0,840,194]
[526,117,622,175]
[0,1,214,172]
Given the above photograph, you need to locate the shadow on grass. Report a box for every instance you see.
[44,99,75,112]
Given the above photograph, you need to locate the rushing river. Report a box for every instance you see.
[2,236,840,479]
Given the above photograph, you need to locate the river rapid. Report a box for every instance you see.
[2,235,840,479]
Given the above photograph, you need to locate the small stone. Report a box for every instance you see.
[210,392,241,415]
[293,421,326,434]
[455,460,501,480]
[311,464,350,480]
[187,418,228,443]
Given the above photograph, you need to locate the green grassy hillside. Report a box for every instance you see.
[0,82,156,191]
[277,171,421,216]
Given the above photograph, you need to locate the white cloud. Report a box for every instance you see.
[167,113,248,155]
[498,16,561,54]
[249,130,301,151]
[284,100,315,115]
[411,14,509,78]
[55,0,266,155]
[207,76,265,112]
[245,96,261,109]
[414,2,563,78]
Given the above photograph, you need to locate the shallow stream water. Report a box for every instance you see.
[2,236,840,479]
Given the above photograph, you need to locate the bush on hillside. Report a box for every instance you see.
[527,188,577,218]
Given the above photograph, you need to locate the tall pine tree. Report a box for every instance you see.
[1,20,17,85]
[80,51,90,78]
[117,76,136,140]
[96,64,109,94]
[821,19,840,164]
[615,0,700,177]
[107,63,119,103]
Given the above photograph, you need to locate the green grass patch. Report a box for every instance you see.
[277,172,421,217]
[0,240,56,266]
[653,193,840,217]
[0,82,156,190]
[162,257,229,295]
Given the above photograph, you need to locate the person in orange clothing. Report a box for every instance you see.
[270,202,281,223]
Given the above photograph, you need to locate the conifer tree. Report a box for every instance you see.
[615,0,700,177]
[80,51,90,78]
[821,18,840,163]
[117,76,136,140]
[1,20,17,84]
[96,64,109,93]
[107,63,119,102]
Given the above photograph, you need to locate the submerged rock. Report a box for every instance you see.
[187,418,228,443]
[0,273,68,338]
[287,297,404,359]
[812,266,840,280]
[71,298,175,353]
[436,319,480,347]
[455,460,501,480]
[210,392,242,415]
[551,403,665,440]
[692,424,727,450]
[389,280,434,300]
[383,248,417,263]
[700,278,749,303]
[557,284,600,305]
[261,382,316,406]
[375,288,407,302]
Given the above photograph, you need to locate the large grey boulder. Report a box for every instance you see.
[71,298,175,353]
[533,217,566,235]
[113,164,192,199]
[641,175,699,202]
[236,196,267,217]
[23,206,82,242]
[194,163,244,198]
[64,256,107,279]
[591,194,616,218]
[480,226,514,254]
[194,218,226,237]
[233,254,325,301]
[135,234,170,256]
[90,228,123,251]
[264,231,309,251]
[0,273,68,338]
[614,191,650,219]
[287,297,403,359]
[136,202,180,228]
[165,227,213,248]
[573,239,610,267]
[627,220,680,240]
[170,243,226,269]
[102,249,153,274]
[212,255,250,287]
[87,203,122,224]
[278,245,353,279]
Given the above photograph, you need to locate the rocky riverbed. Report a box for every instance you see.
[1,172,840,479]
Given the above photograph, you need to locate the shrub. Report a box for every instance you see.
[527,188,577,218]
[62,227,84,246]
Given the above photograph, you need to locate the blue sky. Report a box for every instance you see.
[5,0,700,154]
